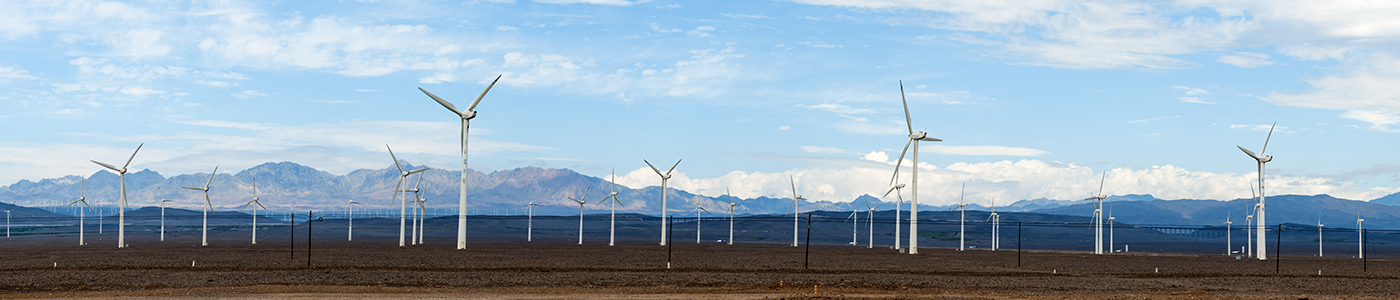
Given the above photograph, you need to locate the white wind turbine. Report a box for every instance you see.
[347,197,362,242]
[159,188,172,242]
[397,174,425,245]
[725,188,740,246]
[788,175,805,247]
[1357,211,1364,259]
[419,74,502,250]
[889,80,943,255]
[844,209,858,246]
[644,159,681,246]
[883,183,906,250]
[1315,215,1322,257]
[952,183,968,251]
[689,204,709,244]
[415,196,428,245]
[864,197,880,248]
[987,197,999,251]
[64,176,95,246]
[1084,173,1108,255]
[596,170,624,246]
[526,202,537,242]
[182,166,218,247]
[1237,122,1275,260]
[569,187,592,245]
[1107,205,1115,252]
[90,143,142,248]
[387,145,429,247]
[1246,184,1257,257]
[1226,213,1234,255]
[238,177,268,244]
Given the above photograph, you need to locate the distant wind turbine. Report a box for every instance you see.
[725,188,740,246]
[987,197,999,251]
[1237,122,1275,260]
[347,195,362,242]
[158,188,172,242]
[889,80,943,255]
[64,176,94,246]
[788,175,805,247]
[526,201,537,242]
[419,74,502,250]
[952,183,968,251]
[644,159,681,246]
[596,170,625,246]
[883,183,906,250]
[1084,173,1108,255]
[397,174,425,245]
[238,177,268,244]
[864,196,880,249]
[181,166,218,247]
[1315,215,1322,257]
[569,187,591,245]
[689,204,709,244]
[1357,211,1364,259]
[90,143,142,248]
[1226,213,1235,255]
[386,145,429,247]
[844,208,858,246]
[1246,183,1257,258]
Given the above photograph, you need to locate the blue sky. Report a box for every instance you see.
[2,0,1398,207]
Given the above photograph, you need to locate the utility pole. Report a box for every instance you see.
[804,214,812,270]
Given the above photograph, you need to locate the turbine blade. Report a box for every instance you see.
[467,75,502,112]
[1098,172,1106,197]
[890,139,913,185]
[919,137,943,142]
[257,201,267,210]
[82,201,94,213]
[390,177,403,205]
[182,186,203,190]
[414,173,425,189]
[1261,121,1276,154]
[900,80,913,135]
[205,166,218,188]
[240,200,253,210]
[1237,146,1260,160]
[387,145,405,173]
[419,87,463,115]
[789,175,797,199]
[122,143,143,169]
[665,159,682,176]
[408,167,429,175]
[91,160,121,172]
[644,160,664,176]
[883,186,898,198]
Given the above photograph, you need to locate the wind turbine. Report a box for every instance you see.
[1246,183,1257,258]
[1107,205,1115,252]
[347,197,362,242]
[1357,212,1364,259]
[889,80,943,255]
[65,176,94,245]
[182,166,218,247]
[645,159,681,246]
[865,196,880,249]
[526,202,537,242]
[415,196,428,245]
[1237,121,1275,260]
[3,210,7,239]
[952,182,968,251]
[1316,215,1322,257]
[788,175,805,247]
[987,197,999,251]
[158,188,172,242]
[596,170,624,246]
[844,208,858,246]
[398,173,425,245]
[91,143,142,248]
[419,74,502,250]
[883,183,906,250]
[725,188,739,246]
[689,204,709,244]
[1084,173,1108,255]
[386,145,429,247]
[238,177,267,244]
[568,187,591,245]
[1226,213,1234,255]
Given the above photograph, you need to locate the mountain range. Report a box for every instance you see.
[2,161,1398,228]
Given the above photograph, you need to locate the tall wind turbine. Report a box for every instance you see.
[347,198,361,242]
[889,80,943,255]
[1246,184,1257,258]
[65,176,95,246]
[182,166,218,247]
[1315,215,1322,257]
[569,187,591,245]
[387,145,429,247]
[1107,205,1115,252]
[398,174,425,245]
[644,159,681,246]
[952,183,968,251]
[883,183,906,250]
[91,143,142,248]
[416,196,428,245]
[159,190,172,242]
[526,201,537,242]
[238,177,268,244]
[1357,212,1364,259]
[1085,173,1108,255]
[725,188,739,246]
[865,196,880,249]
[788,175,805,247]
[689,205,709,244]
[596,170,624,246]
[987,197,999,251]
[844,209,858,246]
[1226,213,1234,255]
[419,74,502,250]
[1237,122,1275,260]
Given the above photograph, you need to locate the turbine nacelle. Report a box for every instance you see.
[909,132,941,142]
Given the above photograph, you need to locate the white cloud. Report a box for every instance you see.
[1229,124,1285,132]
[533,0,646,6]
[922,145,1049,157]
[778,125,791,131]
[1339,110,1400,132]
[1178,97,1213,104]
[419,73,458,84]
[119,86,164,96]
[801,146,848,154]
[111,28,171,58]
[686,26,715,37]
[0,64,36,80]
[1217,52,1274,68]
[721,13,768,19]
[801,41,841,48]
[231,90,270,98]
[496,25,520,31]
[1261,53,1400,131]
[1129,115,1181,123]
[798,103,877,114]
[1172,85,1208,95]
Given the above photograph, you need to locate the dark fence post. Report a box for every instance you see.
[1363,228,1369,272]
[289,213,295,261]
[1017,222,1022,268]
[307,210,312,268]
[667,215,673,269]
[1275,224,1281,274]
[804,213,812,270]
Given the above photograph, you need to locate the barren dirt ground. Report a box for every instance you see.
[3,230,1398,299]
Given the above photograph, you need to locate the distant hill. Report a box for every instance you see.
[1031,194,1400,229]
[1372,192,1400,206]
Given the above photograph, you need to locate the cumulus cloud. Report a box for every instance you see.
[1218,52,1274,68]
[0,64,36,80]
[118,86,164,96]
[231,90,270,98]
[534,0,647,6]
[1261,53,1400,131]
[1179,97,1213,104]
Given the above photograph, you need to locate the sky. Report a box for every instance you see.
[2,0,1399,208]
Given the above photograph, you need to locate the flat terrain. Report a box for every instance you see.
[1,224,1398,300]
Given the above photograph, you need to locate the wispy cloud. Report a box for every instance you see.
[1218,52,1274,68]
[1129,115,1181,123]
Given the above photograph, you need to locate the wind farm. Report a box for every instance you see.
[4,0,1400,298]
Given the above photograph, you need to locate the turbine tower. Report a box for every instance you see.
[64,176,94,246]
[883,183,906,250]
[1237,122,1275,260]
[889,80,943,255]
[845,208,858,246]
[987,197,999,251]
[952,183,968,251]
[1316,216,1322,257]
[347,197,361,242]
[644,159,681,246]
[1107,205,1115,252]
[1357,212,1364,259]
[397,174,425,245]
[181,166,218,247]
[91,143,142,248]
[864,196,880,249]
[386,145,429,247]
[419,74,502,250]
[238,177,268,244]
[526,201,537,242]
[1247,183,1257,258]
[725,188,740,246]
[788,176,805,247]
[159,190,172,242]
[689,205,708,244]
[1085,173,1108,255]
[568,187,591,245]
[1226,214,1235,255]
[596,170,625,246]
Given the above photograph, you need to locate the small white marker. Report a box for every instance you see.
[192,260,196,267]
[1155,268,1159,273]
[53,262,56,268]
